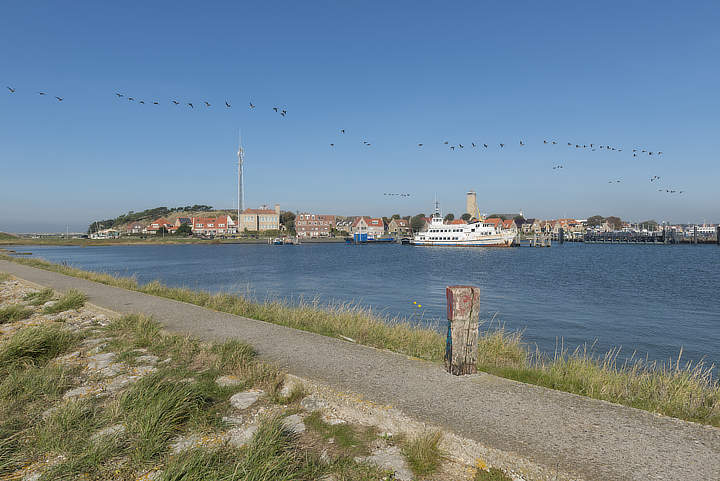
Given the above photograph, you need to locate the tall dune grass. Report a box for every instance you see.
[1,253,718,426]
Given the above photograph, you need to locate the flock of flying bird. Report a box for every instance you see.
[4,84,686,196]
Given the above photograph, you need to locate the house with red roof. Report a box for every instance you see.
[387,218,411,237]
[144,217,173,234]
[351,217,385,239]
[191,215,237,236]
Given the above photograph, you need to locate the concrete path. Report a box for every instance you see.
[2,260,718,481]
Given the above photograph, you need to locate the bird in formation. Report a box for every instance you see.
[187,103,193,109]
[249,101,255,109]
[204,101,211,107]
[55,96,63,102]
[6,87,15,93]
[225,101,231,108]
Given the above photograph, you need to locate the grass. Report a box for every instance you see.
[304,411,376,458]
[43,288,87,314]
[0,324,76,370]
[400,430,446,478]
[0,305,34,324]
[2,254,719,427]
[474,467,514,481]
[0,271,10,282]
[23,287,54,306]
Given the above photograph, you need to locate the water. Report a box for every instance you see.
[11,243,720,368]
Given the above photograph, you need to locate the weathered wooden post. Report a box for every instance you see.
[445,286,480,375]
[716,226,720,245]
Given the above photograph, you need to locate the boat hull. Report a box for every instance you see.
[410,235,516,247]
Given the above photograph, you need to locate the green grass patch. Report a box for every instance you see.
[0,324,76,370]
[0,305,34,324]
[474,467,514,481]
[304,411,375,458]
[43,288,87,314]
[23,288,54,306]
[0,272,10,282]
[4,254,720,428]
[400,430,445,479]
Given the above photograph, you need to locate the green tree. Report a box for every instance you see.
[391,214,401,220]
[280,211,296,234]
[461,213,472,221]
[156,226,169,236]
[410,214,427,232]
[175,223,192,236]
[586,215,604,227]
[444,213,455,221]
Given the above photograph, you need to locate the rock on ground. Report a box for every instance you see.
[229,390,263,410]
[356,446,414,481]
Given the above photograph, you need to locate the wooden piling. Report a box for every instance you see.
[445,286,480,375]
[717,226,720,245]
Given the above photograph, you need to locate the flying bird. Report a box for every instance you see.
[340,129,345,134]
[281,110,287,116]
[55,96,63,101]
[499,143,504,148]
[204,101,211,107]
[273,107,278,112]
[418,143,423,147]
[330,143,334,147]
[225,101,231,108]
[483,144,488,148]
[552,141,557,144]
[172,100,179,105]
[153,101,159,105]
[443,141,449,144]
[544,140,548,144]
[38,92,46,95]
[249,101,255,109]
[458,144,464,149]
[520,140,525,146]
[472,142,476,147]
[450,146,455,151]
[6,87,15,93]
[115,93,123,98]
[187,103,194,108]
[128,97,135,101]
[139,100,145,104]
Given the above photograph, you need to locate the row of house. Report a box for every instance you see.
[120,205,281,237]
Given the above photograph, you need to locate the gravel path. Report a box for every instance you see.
[2,259,718,481]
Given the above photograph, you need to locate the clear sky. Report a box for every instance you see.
[1,0,718,232]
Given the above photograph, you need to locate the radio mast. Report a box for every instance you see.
[237,130,244,223]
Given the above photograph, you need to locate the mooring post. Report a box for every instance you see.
[445,286,480,375]
[716,226,720,245]
[693,226,698,244]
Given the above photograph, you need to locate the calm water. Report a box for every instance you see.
[12,243,720,367]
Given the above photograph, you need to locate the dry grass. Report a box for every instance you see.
[0,305,34,324]
[2,254,719,427]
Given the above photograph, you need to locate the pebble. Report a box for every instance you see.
[282,414,306,434]
[229,390,263,410]
[221,415,244,426]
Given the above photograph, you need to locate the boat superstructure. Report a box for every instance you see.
[411,201,516,247]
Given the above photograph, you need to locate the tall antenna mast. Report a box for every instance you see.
[237,129,244,223]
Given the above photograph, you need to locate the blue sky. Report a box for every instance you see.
[1,0,718,232]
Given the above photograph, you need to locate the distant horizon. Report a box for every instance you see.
[2,1,718,232]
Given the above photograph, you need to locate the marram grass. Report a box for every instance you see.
[1,253,719,426]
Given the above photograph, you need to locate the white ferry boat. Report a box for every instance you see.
[411,203,517,247]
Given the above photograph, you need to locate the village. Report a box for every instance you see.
[85,203,718,243]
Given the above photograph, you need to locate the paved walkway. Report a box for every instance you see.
[2,260,718,481]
